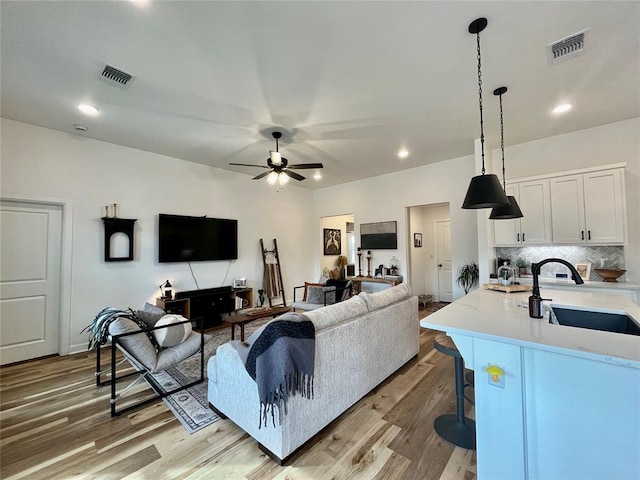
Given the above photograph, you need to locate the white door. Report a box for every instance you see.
[1,200,62,364]
[436,221,452,303]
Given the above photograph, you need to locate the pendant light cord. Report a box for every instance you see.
[498,92,506,191]
[476,32,486,175]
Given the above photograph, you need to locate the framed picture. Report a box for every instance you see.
[360,221,397,249]
[574,263,591,281]
[233,278,247,289]
[414,233,423,248]
[323,228,342,255]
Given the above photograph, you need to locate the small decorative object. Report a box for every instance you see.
[104,205,110,217]
[101,216,136,261]
[414,233,423,248]
[233,278,247,288]
[257,289,266,307]
[498,261,515,286]
[112,203,118,218]
[390,256,399,275]
[357,248,363,276]
[159,280,172,300]
[366,250,372,278]
[574,262,592,281]
[593,268,626,283]
[323,228,341,255]
[515,258,527,275]
[336,255,348,279]
[456,262,479,295]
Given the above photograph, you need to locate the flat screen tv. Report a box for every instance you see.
[158,214,238,263]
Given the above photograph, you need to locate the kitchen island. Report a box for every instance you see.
[421,288,640,480]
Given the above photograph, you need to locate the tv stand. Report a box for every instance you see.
[157,287,252,329]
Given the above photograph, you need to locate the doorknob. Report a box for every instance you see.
[438,264,443,267]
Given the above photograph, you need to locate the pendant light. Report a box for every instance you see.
[461,18,510,209]
[490,87,524,219]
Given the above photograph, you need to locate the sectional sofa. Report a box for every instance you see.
[207,283,419,463]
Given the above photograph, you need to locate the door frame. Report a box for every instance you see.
[1,193,74,356]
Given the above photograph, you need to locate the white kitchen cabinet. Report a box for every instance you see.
[493,179,552,246]
[550,168,625,244]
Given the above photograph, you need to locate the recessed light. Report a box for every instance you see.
[552,103,572,114]
[314,172,322,180]
[398,149,409,159]
[78,103,100,116]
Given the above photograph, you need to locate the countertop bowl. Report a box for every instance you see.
[594,268,626,282]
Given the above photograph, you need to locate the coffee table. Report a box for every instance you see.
[224,305,292,341]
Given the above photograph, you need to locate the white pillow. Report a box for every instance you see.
[153,314,192,347]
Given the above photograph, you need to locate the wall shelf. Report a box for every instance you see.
[101,217,136,262]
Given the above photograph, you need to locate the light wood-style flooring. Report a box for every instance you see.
[0,307,476,479]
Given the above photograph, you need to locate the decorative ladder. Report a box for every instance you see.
[260,238,287,307]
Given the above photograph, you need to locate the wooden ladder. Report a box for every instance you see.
[260,238,287,307]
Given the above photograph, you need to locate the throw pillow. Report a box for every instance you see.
[136,302,166,328]
[153,314,192,348]
[108,318,158,371]
[303,282,324,301]
[306,285,336,305]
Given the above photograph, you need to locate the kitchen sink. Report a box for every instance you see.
[549,306,640,336]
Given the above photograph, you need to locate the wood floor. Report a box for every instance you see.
[0,307,476,480]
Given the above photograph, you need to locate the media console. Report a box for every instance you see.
[157,286,252,329]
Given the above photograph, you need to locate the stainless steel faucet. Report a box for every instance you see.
[529,258,584,318]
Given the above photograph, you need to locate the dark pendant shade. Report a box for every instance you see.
[489,195,524,219]
[462,173,510,209]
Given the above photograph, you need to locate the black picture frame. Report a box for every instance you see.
[323,228,342,255]
[414,233,423,248]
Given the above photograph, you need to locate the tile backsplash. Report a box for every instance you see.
[495,246,625,282]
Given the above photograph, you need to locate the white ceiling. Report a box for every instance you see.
[1,1,638,189]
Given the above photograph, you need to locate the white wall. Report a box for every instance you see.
[491,118,640,283]
[313,155,479,300]
[0,119,316,354]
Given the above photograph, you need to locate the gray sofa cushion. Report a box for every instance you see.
[136,302,166,328]
[303,294,368,330]
[109,318,158,371]
[359,283,411,311]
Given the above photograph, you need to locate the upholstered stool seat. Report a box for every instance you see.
[433,333,476,450]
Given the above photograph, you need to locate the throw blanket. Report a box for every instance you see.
[244,314,315,428]
[81,307,159,351]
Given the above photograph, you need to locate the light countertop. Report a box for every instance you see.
[516,277,640,291]
[420,288,640,365]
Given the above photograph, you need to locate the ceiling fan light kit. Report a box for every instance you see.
[462,17,510,210]
[229,130,323,190]
[490,86,524,220]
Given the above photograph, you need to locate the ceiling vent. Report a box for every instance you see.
[99,65,135,89]
[547,29,589,64]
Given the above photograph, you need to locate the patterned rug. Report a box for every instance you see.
[145,319,269,434]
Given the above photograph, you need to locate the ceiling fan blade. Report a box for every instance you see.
[252,171,273,180]
[283,170,306,181]
[229,162,269,169]
[286,163,324,169]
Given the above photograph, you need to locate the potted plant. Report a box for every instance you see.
[456,261,479,295]
[516,258,527,275]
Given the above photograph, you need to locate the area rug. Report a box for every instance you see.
[145,319,269,434]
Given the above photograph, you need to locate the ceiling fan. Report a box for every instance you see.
[229,131,323,182]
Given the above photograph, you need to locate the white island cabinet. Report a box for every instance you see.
[421,288,640,480]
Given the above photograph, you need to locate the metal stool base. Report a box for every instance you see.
[434,414,477,450]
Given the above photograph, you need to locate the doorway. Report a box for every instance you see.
[320,214,355,278]
[408,203,451,302]
[0,198,69,364]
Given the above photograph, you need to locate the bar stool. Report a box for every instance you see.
[433,333,476,450]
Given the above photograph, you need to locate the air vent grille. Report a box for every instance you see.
[99,65,135,88]
[547,29,589,64]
